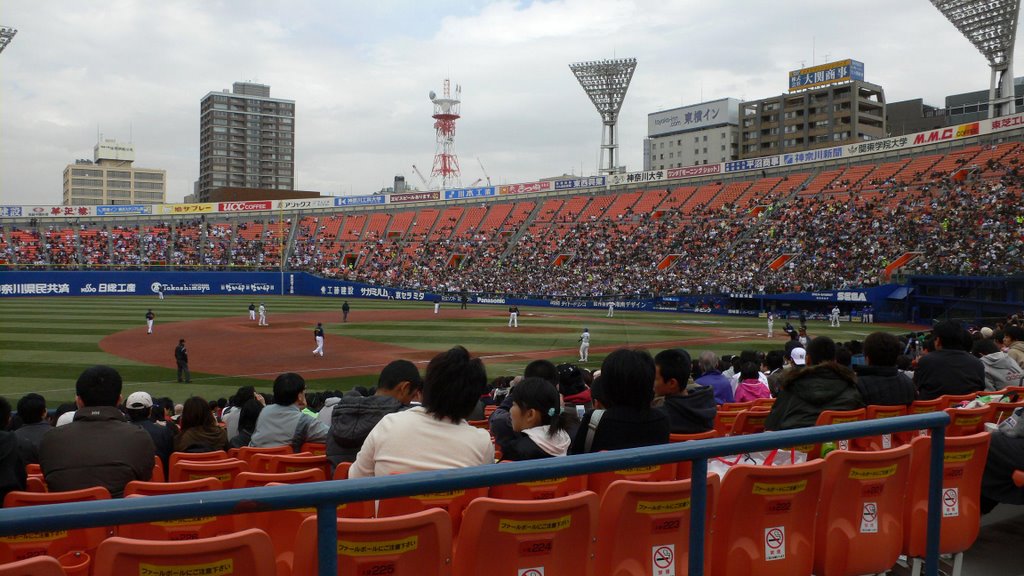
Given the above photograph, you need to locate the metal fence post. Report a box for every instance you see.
[688,457,709,576]
[924,425,946,576]
[317,503,337,576]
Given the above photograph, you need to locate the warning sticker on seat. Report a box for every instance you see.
[339,535,418,556]
[860,502,878,533]
[139,559,233,575]
[942,488,959,517]
[764,526,786,560]
[652,544,676,576]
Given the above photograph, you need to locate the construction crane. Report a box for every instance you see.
[411,164,431,190]
[0,26,17,54]
[477,157,491,186]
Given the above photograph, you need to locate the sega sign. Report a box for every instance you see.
[218,201,273,212]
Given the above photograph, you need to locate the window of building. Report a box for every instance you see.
[134,172,164,181]
[72,169,103,177]
[703,135,708,142]
[107,180,131,189]
[72,178,102,187]
[721,145,726,151]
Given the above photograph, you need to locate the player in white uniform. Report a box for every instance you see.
[830,306,841,327]
[767,312,774,338]
[578,328,591,362]
[258,303,268,326]
[607,303,614,317]
[156,283,164,300]
[508,305,519,328]
[248,303,256,321]
[312,322,324,357]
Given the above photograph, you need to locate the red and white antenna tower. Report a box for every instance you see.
[429,79,461,189]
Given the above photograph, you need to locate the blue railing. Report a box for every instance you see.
[0,412,951,576]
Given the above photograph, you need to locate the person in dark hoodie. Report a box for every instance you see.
[653,348,715,434]
[229,399,264,449]
[854,332,916,406]
[0,396,27,505]
[494,378,572,460]
[570,349,670,454]
[326,359,423,467]
[914,321,985,400]
[765,336,864,431]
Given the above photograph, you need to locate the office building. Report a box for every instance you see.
[62,140,166,206]
[197,82,295,202]
[644,98,741,170]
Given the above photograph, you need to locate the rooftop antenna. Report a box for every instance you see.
[0,26,17,54]
[429,79,462,189]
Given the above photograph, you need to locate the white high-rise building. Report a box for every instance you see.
[62,139,166,206]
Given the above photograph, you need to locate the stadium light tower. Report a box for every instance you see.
[429,79,462,190]
[570,58,637,175]
[930,0,1020,118]
[0,26,17,54]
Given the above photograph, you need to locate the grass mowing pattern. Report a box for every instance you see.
[0,295,910,405]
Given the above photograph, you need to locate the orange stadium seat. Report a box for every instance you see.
[711,460,826,576]
[489,474,587,501]
[0,487,112,566]
[94,529,275,576]
[234,445,292,466]
[853,404,908,451]
[813,445,913,576]
[453,492,598,576]
[730,409,770,436]
[587,463,677,496]
[124,477,220,496]
[120,478,234,541]
[167,450,228,469]
[167,457,249,488]
[596,475,719,576]
[0,555,73,576]
[377,486,488,536]
[232,469,325,489]
[944,405,994,436]
[267,453,331,478]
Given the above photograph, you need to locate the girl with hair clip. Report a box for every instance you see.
[494,377,572,461]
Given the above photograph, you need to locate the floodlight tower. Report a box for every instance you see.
[429,79,462,190]
[570,58,637,175]
[930,0,1020,118]
[0,26,17,54]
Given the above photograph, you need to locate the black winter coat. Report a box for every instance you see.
[765,362,864,431]
[855,365,916,406]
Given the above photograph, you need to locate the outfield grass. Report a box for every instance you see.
[0,295,910,406]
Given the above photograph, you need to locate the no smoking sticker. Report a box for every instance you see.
[652,544,675,576]
[764,526,786,561]
[518,568,544,576]
[942,488,960,517]
[860,502,878,533]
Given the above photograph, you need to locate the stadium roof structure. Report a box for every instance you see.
[930,0,1020,117]
[570,58,638,176]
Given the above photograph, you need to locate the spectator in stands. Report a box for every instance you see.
[653,348,715,434]
[1004,325,1024,369]
[490,360,564,443]
[972,338,1023,391]
[570,348,670,454]
[855,332,916,405]
[327,359,424,467]
[13,393,50,464]
[350,346,493,477]
[39,365,154,498]
[914,321,985,400]
[981,422,1024,513]
[175,396,229,452]
[730,350,769,391]
[229,399,264,449]
[694,351,734,405]
[124,391,175,471]
[734,362,771,402]
[221,386,261,439]
[494,377,572,460]
[763,350,786,396]
[765,336,864,431]
[251,372,330,452]
[0,396,27,504]
[557,363,593,412]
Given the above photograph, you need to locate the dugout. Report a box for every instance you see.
[905,274,1024,325]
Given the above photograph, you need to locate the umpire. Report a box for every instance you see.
[174,339,191,383]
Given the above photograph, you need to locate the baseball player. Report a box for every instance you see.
[508,305,519,328]
[767,311,774,338]
[248,303,256,321]
[312,322,325,357]
[830,306,841,328]
[342,301,350,322]
[607,302,614,318]
[433,296,441,315]
[156,283,164,300]
[258,302,268,326]
[145,309,155,334]
[578,328,591,362]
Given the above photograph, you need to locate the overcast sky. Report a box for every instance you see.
[1,0,1019,205]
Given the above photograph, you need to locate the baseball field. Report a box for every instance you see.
[0,295,916,405]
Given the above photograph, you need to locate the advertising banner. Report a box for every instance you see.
[782,146,843,166]
[911,122,980,145]
[648,98,740,137]
[499,181,553,195]
[608,170,666,186]
[0,271,281,297]
[390,191,440,203]
[444,187,496,200]
[161,203,215,215]
[96,205,152,216]
[990,113,1024,131]
[724,156,782,173]
[218,201,273,212]
[278,198,337,210]
[0,207,23,217]
[553,176,606,190]
[337,195,386,206]
[666,165,722,178]
[789,59,864,92]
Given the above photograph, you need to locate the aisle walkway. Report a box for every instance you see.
[963,504,1024,575]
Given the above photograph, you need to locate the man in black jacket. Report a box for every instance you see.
[914,321,984,400]
[653,348,715,434]
[855,332,916,406]
[327,360,423,467]
[174,339,191,383]
[765,336,864,431]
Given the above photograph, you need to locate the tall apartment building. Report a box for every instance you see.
[739,60,885,159]
[644,98,741,170]
[62,140,166,205]
[197,82,295,202]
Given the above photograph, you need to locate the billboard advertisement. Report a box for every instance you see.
[782,147,843,165]
[218,201,273,212]
[553,176,606,190]
[724,156,782,173]
[788,59,864,92]
[648,98,741,137]
[666,165,721,178]
[911,122,979,145]
[278,198,337,210]
[337,195,386,206]
[390,191,440,203]
[96,205,152,216]
[444,187,496,200]
[608,170,666,186]
[499,181,553,195]
[161,203,214,215]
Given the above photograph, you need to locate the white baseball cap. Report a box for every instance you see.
[791,347,807,366]
[125,391,153,409]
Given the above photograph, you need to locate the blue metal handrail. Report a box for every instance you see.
[0,412,951,576]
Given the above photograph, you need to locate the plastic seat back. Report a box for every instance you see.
[668,430,717,443]
[167,458,249,489]
[235,445,292,466]
[332,462,351,480]
[267,453,331,478]
[453,492,598,576]
[588,463,677,496]
[596,475,719,576]
[232,468,325,489]
[489,474,587,500]
[944,405,994,436]
[852,405,908,451]
[0,487,112,565]
[940,393,977,408]
[731,409,770,435]
[290,510,453,576]
[713,410,743,436]
[990,400,1024,424]
[120,478,234,541]
[902,432,991,560]
[299,441,327,455]
[377,487,488,535]
[720,401,755,411]
[0,555,70,576]
[94,528,275,576]
[711,460,825,576]
[908,398,947,414]
[167,450,228,469]
[814,445,913,576]
[25,476,47,493]
[151,455,165,483]
[752,397,776,409]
